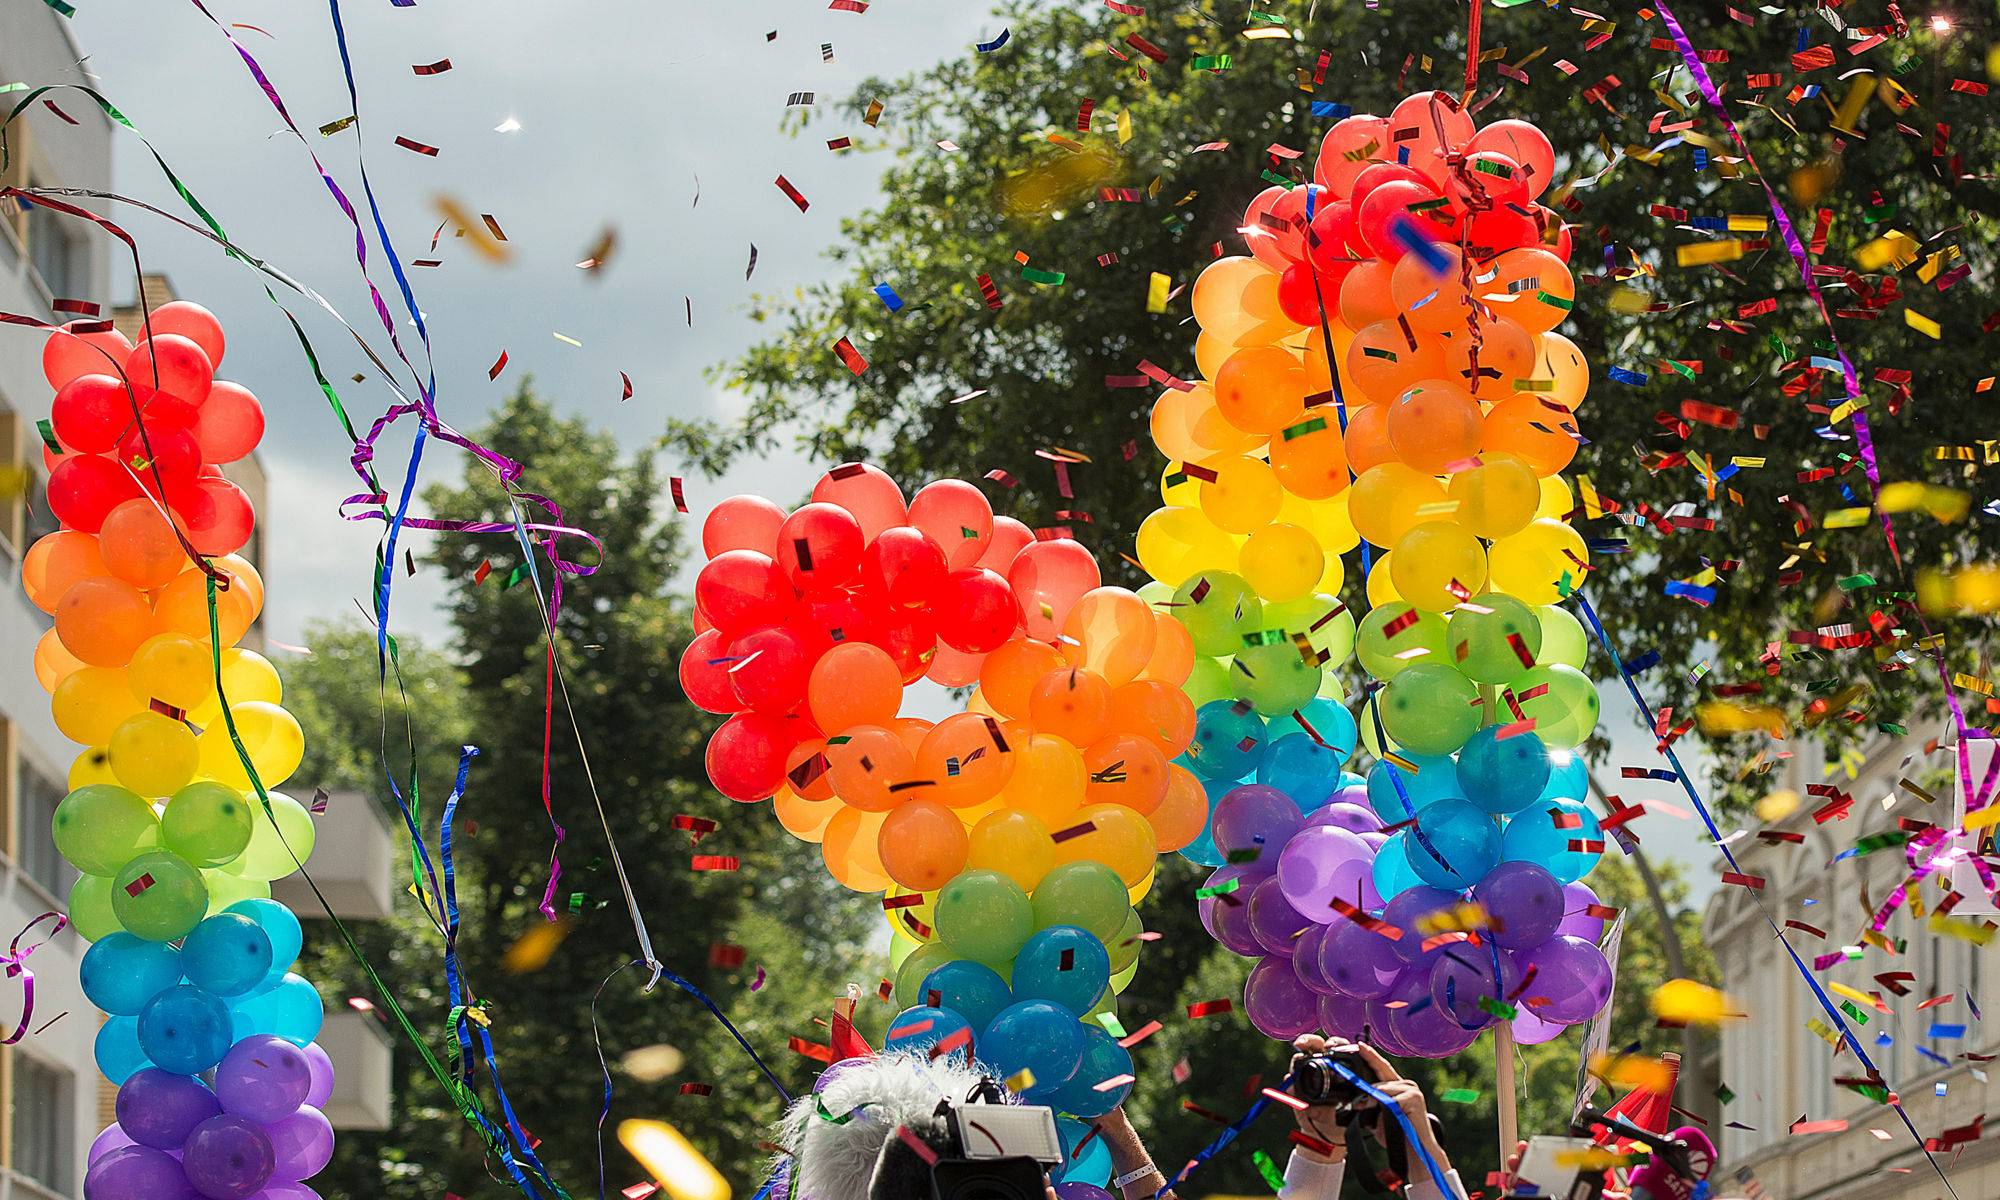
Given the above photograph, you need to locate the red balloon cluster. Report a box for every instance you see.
[39,304,265,557]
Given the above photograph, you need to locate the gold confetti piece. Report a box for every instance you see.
[621,1044,686,1083]
[1676,241,1744,267]
[501,917,572,973]
[1915,564,2000,615]
[1878,481,1969,523]
[1697,701,1786,737]
[1854,230,1918,272]
[618,1120,730,1200]
[1822,507,1873,529]
[1146,272,1170,313]
[1904,308,1942,338]
[432,194,512,263]
[318,115,357,137]
[1652,979,1730,1026]
[553,332,582,347]
[1117,109,1132,144]
[1755,788,1801,821]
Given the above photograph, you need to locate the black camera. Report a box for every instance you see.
[1292,1050,1375,1107]
[867,1081,1066,1200]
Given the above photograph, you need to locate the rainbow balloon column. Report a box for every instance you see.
[685,465,1202,1183]
[1138,91,1619,1053]
[27,312,336,1199]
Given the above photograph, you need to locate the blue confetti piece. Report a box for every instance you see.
[1809,355,1843,372]
[1387,213,1453,276]
[1621,650,1662,673]
[1795,28,1810,52]
[1928,1023,1967,1040]
[1585,538,1630,554]
[975,28,1010,52]
[1937,1083,1948,1096]
[1715,463,1740,482]
[1607,366,1648,385]
[1874,1031,1892,1047]
[1918,1046,1952,1067]
[1690,217,1728,231]
[1309,102,1352,119]
[1663,581,1717,606]
[873,283,905,312]
[1693,148,1708,171]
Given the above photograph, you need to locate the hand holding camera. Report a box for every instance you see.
[1286,1036,1449,1170]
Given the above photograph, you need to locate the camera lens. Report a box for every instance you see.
[931,1158,1051,1200]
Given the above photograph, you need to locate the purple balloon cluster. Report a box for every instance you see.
[84,1036,335,1200]
[1198,783,1614,1057]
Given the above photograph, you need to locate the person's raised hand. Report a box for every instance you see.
[1286,1034,1346,1163]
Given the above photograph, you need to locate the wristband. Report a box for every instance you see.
[1112,1165,1159,1189]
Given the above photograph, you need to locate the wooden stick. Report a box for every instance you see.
[1495,1022,1518,1162]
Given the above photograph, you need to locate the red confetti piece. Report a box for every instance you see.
[670,478,689,513]
[1261,1087,1310,1111]
[620,372,633,401]
[413,59,453,75]
[678,1082,713,1096]
[692,855,740,871]
[124,873,155,897]
[473,559,492,586]
[1117,1020,1163,1048]
[395,135,440,156]
[775,175,811,211]
[1051,821,1097,843]
[833,337,868,375]
[790,1037,834,1062]
[928,1026,973,1060]
[1722,871,1765,890]
[708,943,746,968]
[488,351,508,380]
[1125,33,1168,62]
[1186,999,1233,1018]
[895,1126,939,1165]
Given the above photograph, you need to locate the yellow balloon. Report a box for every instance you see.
[128,633,218,715]
[186,649,283,726]
[1238,523,1324,602]
[1366,552,1402,606]
[1135,505,1236,587]
[1050,802,1156,885]
[1127,869,1155,906]
[1198,454,1282,533]
[1537,331,1591,410]
[1489,519,1590,605]
[1390,524,1490,612]
[196,701,305,790]
[1308,492,1362,555]
[109,711,200,798]
[996,733,1086,826]
[1348,464,1449,548]
[68,746,118,790]
[1315,550,1347,596]
[1535,474,1574,521]
[53,666,143,747]
[1160,460,1202,509]
[1447,453,1541,540]
[966,809,1056,892]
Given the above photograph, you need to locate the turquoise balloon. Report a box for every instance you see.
[884,1005,974,1056]
[918,961,1013,1032]
[229,973,323,1047]
[1053,1116,1114,1185]
[1176,782,1227,867]
[80,934,183,1016]
[1502,798,1602,885]
[1186,700,1268,781]
[981,999,1083,1097]
[225,898,302,996]
[1371,832,1426,901]
[1011,926,1110,1016]
[95,1015,152,1084]
[1296,698,1358,759]
[1365,754,1464,823]
[137,984,233,1075]
[1258,734,1348,812]
[181,914,274,997]
[1041,1024,1133,1119]
[1405,800,1501,891]
[1455,728,1552,814]
[1541,751,1588,802]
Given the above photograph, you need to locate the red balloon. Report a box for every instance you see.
[695,550,792,637]
[43,321,133,391]
[47,454,144,533]
[185,477,254,556]
[726,624,815,714]
[795,592,877,654]
[1348,162,1431,209]
[1356,179,1447,260]
[1259,184,1330,264]
[50,374,132,453]
[119,423,203,508]
[1447,151,1530,213]
[863,526,948,608]
[1461,208,1540,262]
[871,609,938,684]
[702,494,786,559]
[125,335,214,406]
[978,515,1034,576]
[776,502,865,593]
[1277,262,1350,327]
[908,479,994,568]
[939,568,1021,654]
[705,711,796,802]
[1527,204,1572,261]
[680,629,741,714]
[146,301,226,369]
[190,381,264,463]
[1306,204,1362,275]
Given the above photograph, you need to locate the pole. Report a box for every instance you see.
[1477,681,1519,1162]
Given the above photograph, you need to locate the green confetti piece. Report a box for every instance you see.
[1839,573,1876,590]
[1838,1000,1870,1025]
[34,419,62,454]
[1473,158,1515,178]
[1408,196,1452,213]
[1163,472,1189,489]
[1194,878,1242,899]
[1258,169,1295,189]
[1246,9,1285,22]
[1021,267,1066,285]
[1252,1150,1286,1193]
[502,563,531,590]
[1662,357,1697,380]
[1281,417,1328,441]
[1879,722,1908,736]
[1361,346,1399,360]
[42,0,76,16]
[1192,54,1233,70]
[1241,629,1287,646]
[1475,996,1518,1019]
[1852,830,1911,856]
[1535,291,1575,311]
[1095,1012,1128,1038]
[1440,1088,1481,1103]
[1714,1084,1735,1105]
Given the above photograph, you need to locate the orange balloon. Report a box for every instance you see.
[1484,393,1580,476]
[35,627,86,692]
[824,726,916,812]
[1344,321,1444,405]
[153,566,260,645]
[1339,402,1397,475]
[977,640,1061,721]
[1050,802,1157,885]
[1146,765,1210,853]
[213,554,265,613]
[1267,419,1350,501]
[1388,245,1476,335]
[891,717,934,756]
[1214,346,1309,435]
[808,642,902,734]
[1437,320,1537,399]
[56,575,157,666]
[785,739,836,801]
[1386,380,1484,474]
[915,712,1016,808]
[1338,259,1397,329]
[823,807,891,892]
[1137,611,1195,686]
[1107,680,1196,755]
[877,799,970,892]
[23,531,107,615]
[1060,588,1156,687]
[98,499,190,590]
[1476,248,1574,334]
[1083,733,1170,815]
[775,785,840,842]
[1028,667,1113,744]
[995,732,1086,826]
[1151,382,1260,462]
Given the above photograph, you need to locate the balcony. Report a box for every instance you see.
[270,790,397,920]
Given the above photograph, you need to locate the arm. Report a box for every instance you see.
[1090,1109,1175,1200]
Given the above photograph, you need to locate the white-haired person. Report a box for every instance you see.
[1278,1035,1470,1200]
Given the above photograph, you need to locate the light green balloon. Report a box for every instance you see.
[201,868,271,918]
[52,784,160,877]
[1265,593,1357,668]
[889,929,920,971]
[1171,571,1262,657]
[893,940,956,1007]
[68,874,122,942]
[1378,663,1481,756]
[935,869,1034,966]
[1535,604,1589,669]
[1083,987,1119,1027]
[1510,665,1599,749]
[1447,593,1543,685]
[233,793,317,882]
[1105,907,1143,974]
[1230,641,1322,717]
[1030,861,1128,941]
[1110,959,1138,995]
[111,850,208,943]
[1184,656,1233,708]
[163,782,254,868]
[1355,603,1450,680]
[1137,580,1174,606]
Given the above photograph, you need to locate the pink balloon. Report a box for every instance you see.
[812,463,907,542]
[977,515,1034,574]
[702,495,786,558]
[908,480,993,567]
[1008,539,1101,641]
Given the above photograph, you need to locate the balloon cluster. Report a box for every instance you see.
[1138,93,1620,1054]
[25,312,335,1200]
[683,465,1203,1185]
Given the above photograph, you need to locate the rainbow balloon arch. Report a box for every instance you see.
[685,89,1619,1181]
[28,308,337,1200]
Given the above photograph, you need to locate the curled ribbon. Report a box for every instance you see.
[2,912,68,1046]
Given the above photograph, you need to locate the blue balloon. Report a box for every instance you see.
[94,1015,153,1084]
[1040,1024,1133,1118]
[1365,754,1464,823]
[1501,798,1602,885]
[80,934,184,1016]
[1011,926,1110,1016]
[137,985,233,1075]
[980,1000,1083,1098]
[225,899,301,970]
[1295,698,1359,761]
[1540,751,1589,802]
[1175,775,1231,867]
[1336,770,1367,793]
[918,961,1013,1032]
[884,1005,974,1057]
[1371,832,1426,901]
[1185,701,1268,781]
[229,973,323,1047]
[1258,734,1346,812]
[1052,1116,1113,1185]
[181,914,274,997]
[1406,800,1501,891]
[1456,728,1552,815]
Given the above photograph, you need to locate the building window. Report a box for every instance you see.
[25,200,80,302]
[16,762,73,900]
[10,1053,74,1195]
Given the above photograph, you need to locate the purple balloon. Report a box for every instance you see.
[1428,944,1523,1029]
[1316,918,1402,999]
[1292,924,1338,993]
[1212,784,1305,864]
[90,1123,138,1164]
[215,1035,313,1124]
[1513,936,1612,1024]
[266,1106,335,1181]
[1198,864,1272,942]
[255,1187,323,1200]
[1304,801,1383,835]
[1555,881,1607,942]
[1277,826,1374,920]
[1363,973,1426,1056]
[1248,876,1314,956]
[1358,831,1388,849]
[86,1144,200,1200]
[1210,883,1266,958]
[183,1114,275,1200]
[118,1069,223,1151]
[1317,990,1369,1040]
[1379,886,1461,964]
[1474,861,1566,950]
[299,1043,335,1110]
[1510,1005,1570,1045]
[1391,990,1483,1058]
[1244,956,1321,1038]
[1054,1185,1116,1200]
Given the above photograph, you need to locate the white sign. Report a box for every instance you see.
[1572,911,1627,1123]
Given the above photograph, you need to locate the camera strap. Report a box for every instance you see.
[1328,1064,1459,1199]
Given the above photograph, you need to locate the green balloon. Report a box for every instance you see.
[1109,958,1138,995]
[162,782,254,868]
[1184,657,1233,708]
[1378,663,1481,756]
[1509,665,1599,749]
[1136,580,1173,605]
[935,869,1034,966]
[893,940,956,1008]
[1230,640,1322,716]
[68,874,121,942]
[111,851,208,942]
[1030,861,1128,941]
[1083,987,1119,1026]
[51,784,160,877]
[1355,603,1450,680]
[201,868,271,918]
[232,793,318,882]
[1104,907,1144,974]
[1447,593,1543,685]
[1171,571,1262,657]
[1535,604,1589,669]
[1266,594,1356,669]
